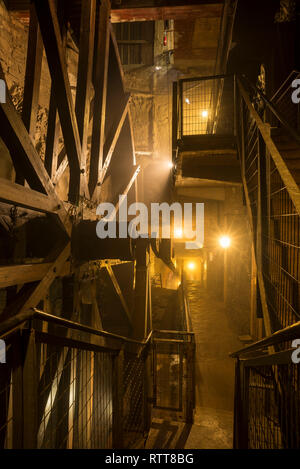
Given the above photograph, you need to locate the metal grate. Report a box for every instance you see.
[248,363,300,449]
[37,341,114,449]
[263,162,300,329]
[123,351,146,448]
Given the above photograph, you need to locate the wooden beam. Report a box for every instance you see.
[75,0,97,199]
[114,165,140,215]
[44,87,60,180]
[34,0,81,204]
[101,93,130,185]
[0,79,70,233]
[106,264,132,326]
[1,243,71,320]
[0,261,70,289]
[0,177,61,214]
[45,10,67,181]
[22,3,43,139]
[89,0,111,199]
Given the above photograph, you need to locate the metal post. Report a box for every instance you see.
[22,328,38,448]
[112,349,124,449]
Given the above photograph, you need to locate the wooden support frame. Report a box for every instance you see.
[75,0,97,198]
[101,93,131,184]
[34,0,82,204]
[89,0,111,200]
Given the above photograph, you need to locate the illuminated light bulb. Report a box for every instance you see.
[187,262,196,271]
[219,236,231,249]
[174,228,183,238]
[167,161,173,169]
[185,98,190,104]
[201,110,209,118]
[155,65,162,71]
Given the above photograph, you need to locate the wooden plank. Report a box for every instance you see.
[106,264,132,326]
[0,177,62,214]
[75,0,97,198]
[0,262,70,289]
[89,0,111,198]
[34,0,82,204]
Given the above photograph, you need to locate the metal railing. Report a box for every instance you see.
[236,75,300,332]
[231,321,300,449]
[0,308,195,449]
[176,74,235,139]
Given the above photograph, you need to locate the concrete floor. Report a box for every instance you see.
[146,281,241,449]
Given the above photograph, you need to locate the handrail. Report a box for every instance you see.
[0,308,193,348]
[230,320,300,358]
[237,76,300,215]
[0,307,153,348]
[240,74,300,147]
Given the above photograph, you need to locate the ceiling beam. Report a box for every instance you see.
[110,3,223,22]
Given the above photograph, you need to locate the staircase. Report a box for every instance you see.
[172,72,300,448]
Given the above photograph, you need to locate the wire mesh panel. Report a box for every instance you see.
[263,161,300,329]
[122,351,146,448]
[37,339,114,449]
[237,76,300,332]
[247,363,300,449]
[180,75,234,137]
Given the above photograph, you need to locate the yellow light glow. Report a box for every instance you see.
[185,98,190,104]
[174,228,183,238]
[201,110,209,118]
[219,236,231,249]
[187,262,196,271]
[167,161,173,169]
